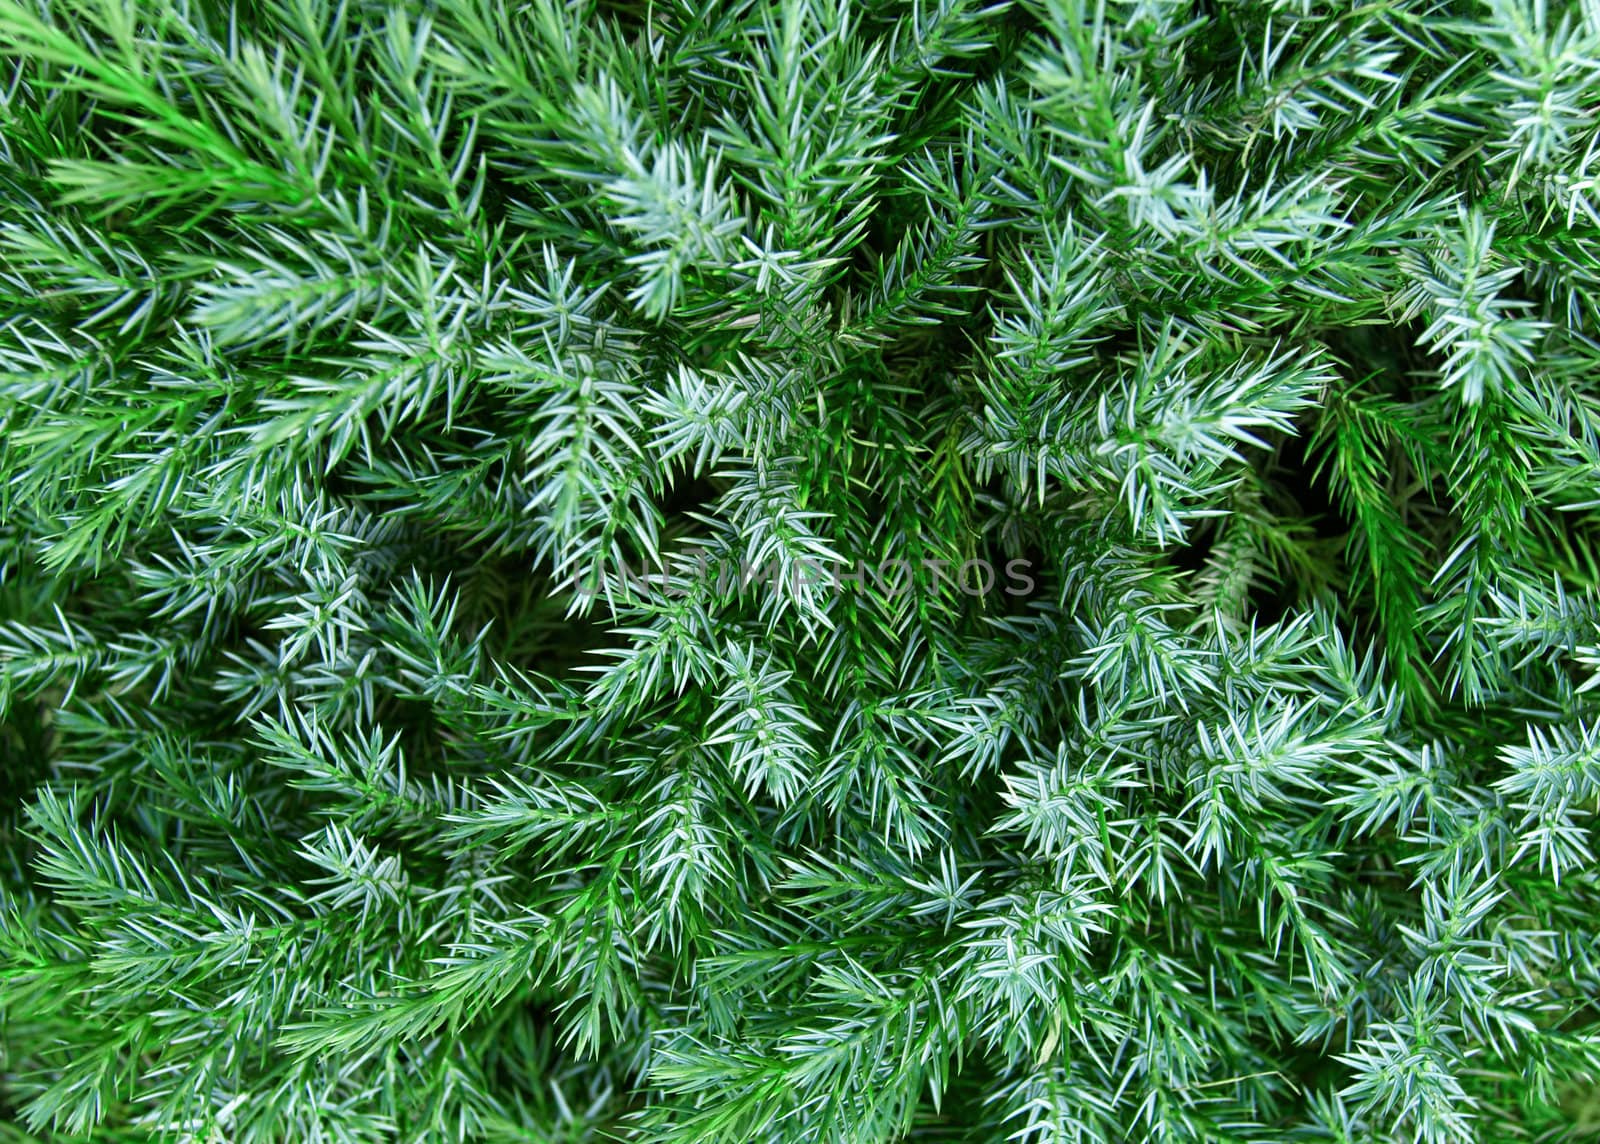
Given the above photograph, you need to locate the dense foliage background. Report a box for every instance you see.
[4,0,1600,1139]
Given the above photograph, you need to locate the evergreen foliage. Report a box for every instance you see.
[3,0,1600,1139]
